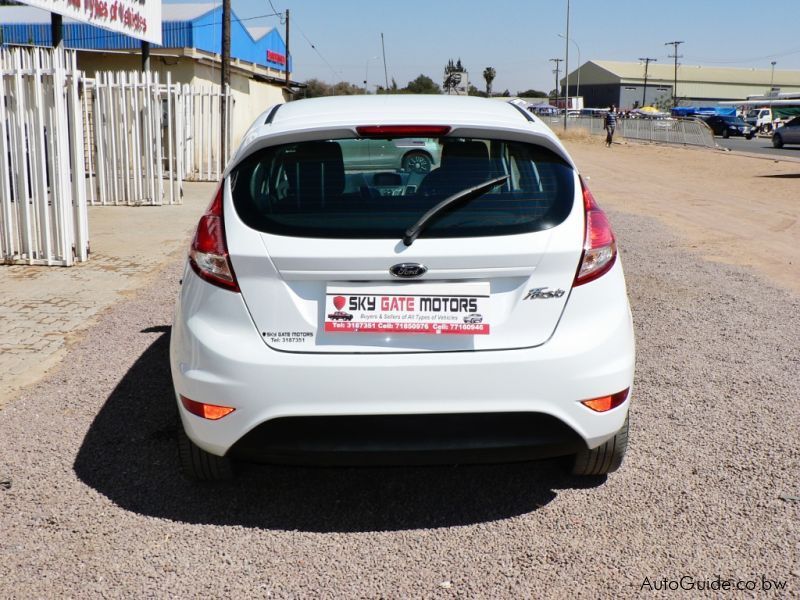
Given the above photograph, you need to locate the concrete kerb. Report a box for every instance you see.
[0,182,217,409]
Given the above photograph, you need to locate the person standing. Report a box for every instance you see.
[604,104,618,147]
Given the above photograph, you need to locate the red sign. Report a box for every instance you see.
[267,50,286,66]
[324,322,489,335]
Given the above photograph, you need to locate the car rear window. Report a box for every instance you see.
[230,137,575,239]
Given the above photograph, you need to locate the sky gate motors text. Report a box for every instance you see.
[348,296,479,313]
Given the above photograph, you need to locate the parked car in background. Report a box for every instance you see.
[772,116,800,148]
[171,95,635,481]
[701,115,754,139]
[338,138,440,173]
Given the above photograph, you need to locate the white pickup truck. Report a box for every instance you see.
[745,108,773,132]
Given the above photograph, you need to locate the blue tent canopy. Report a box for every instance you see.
[671,106,736,117]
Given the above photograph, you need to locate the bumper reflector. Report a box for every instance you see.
[580,388,630,412]
[180,395,236,420]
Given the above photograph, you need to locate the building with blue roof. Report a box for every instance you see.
[0,2,299,145]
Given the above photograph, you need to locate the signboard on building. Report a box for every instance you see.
[443,70,469,95]
[16,0,162,45]
[266,49,286,67]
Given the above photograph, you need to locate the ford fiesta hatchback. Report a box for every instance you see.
[170,95,635,480]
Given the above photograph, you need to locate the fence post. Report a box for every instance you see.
[0,50,15,261]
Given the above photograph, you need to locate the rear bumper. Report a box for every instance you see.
[228,413,586,466]
[170,260,635,460]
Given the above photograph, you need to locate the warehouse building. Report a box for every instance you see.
[562,60,800,109]
[0,3,298,146]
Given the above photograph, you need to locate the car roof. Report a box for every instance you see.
[229,95,574,173]
[271,95,545,130]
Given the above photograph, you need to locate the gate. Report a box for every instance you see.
[83,72,233,206]
[0,47,88,266]
[180,85,233,182]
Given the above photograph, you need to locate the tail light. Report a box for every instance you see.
[573,176,617,286]
[189,185,239,292]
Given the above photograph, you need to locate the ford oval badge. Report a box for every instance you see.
[390,263,427,278]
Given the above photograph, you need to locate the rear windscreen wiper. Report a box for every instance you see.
[402,175,509,246]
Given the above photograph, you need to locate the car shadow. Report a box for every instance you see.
[73,329,604,533]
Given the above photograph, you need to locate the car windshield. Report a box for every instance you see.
[230,137,574,239]
[723,117,746,125]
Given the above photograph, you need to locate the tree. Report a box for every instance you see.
[303,79,365,98]
[406,74,441,95]
[517,88,548,98]
[468,85,487,97]
[331,81,365,95]
[483,67,496,97]
[303,78,330,98]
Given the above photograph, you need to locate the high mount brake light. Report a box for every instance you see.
[573,176,617,286]
[189,185,240,292]
[356,125,452,137]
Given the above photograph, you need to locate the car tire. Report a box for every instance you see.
[723,129,730,139]
[773,135,784,149]
[570,413,629,476]
[178,423,234,481]
[402,151,432,174]
[745,134,753,140]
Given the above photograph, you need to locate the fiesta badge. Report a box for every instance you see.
[389,263,428,278]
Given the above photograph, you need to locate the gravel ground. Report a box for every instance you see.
[1,210,798,598]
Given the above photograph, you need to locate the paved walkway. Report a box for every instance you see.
[0,182,215,407]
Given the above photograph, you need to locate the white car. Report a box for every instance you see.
[170,95,635,480]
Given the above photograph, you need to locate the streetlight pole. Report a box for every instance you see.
[558,33,580,104]
[770,61,777,89]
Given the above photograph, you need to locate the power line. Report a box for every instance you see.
[290,17,342,80]
[266,0,284,23]
[686,46,800,64]
[259,0,340,81]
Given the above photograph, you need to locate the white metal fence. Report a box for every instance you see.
[551,116,716,148]
[87,71,175,206]
[181,85,233,183]
[84,73,233,206]
[0,47,89,266]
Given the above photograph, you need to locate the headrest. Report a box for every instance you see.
[440,141,489,168]
[286,141,345,201]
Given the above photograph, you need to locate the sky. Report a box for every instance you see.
[172,0,800,94]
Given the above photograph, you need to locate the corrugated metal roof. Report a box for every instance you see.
[589,60,800,86]
[248,27,276,41]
